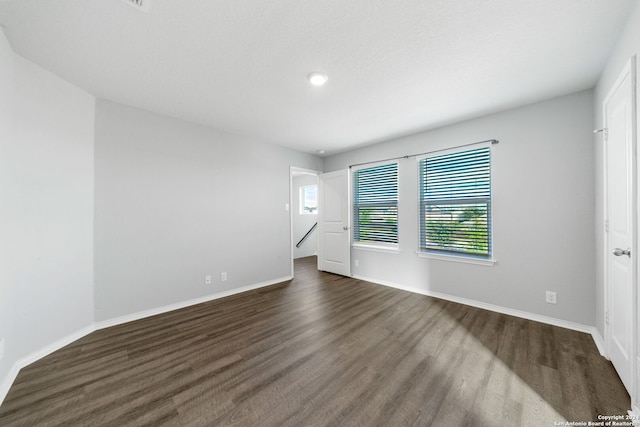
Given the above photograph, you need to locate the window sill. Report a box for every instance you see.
[352,243,400,254]
[416,251,496,266]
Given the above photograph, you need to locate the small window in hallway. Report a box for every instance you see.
[300,185,317,214]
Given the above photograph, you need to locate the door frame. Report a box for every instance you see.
[602,56,638,406]
[289,166,321,278]
[636,54,640,420]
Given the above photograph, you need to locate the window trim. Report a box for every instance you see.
[416,251,496,266]
[351,160,399,249]
[416,142,495,264]
[353,242,400,254]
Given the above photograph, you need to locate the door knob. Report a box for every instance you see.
[343,226,349,231]
[613,247,631,257]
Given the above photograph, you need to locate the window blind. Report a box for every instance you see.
[353,162,398,245]
[419,146,491,256]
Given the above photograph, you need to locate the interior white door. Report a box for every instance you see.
[604,58,636,396]
[318,169,351,276]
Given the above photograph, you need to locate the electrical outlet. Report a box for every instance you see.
[220,272,228,282]
[0,338,5,361]
[545,291,557,304]
[354,259,359,267]
[205,275,211,285]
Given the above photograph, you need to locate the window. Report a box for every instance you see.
[353,162,398,246]
[419,145,491,258]
[300,185,317,214]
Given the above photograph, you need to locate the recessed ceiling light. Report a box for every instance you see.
[308,72,328,86]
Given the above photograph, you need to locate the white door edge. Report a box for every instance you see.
[602,55,637,404]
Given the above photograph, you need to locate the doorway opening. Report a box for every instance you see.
[290,167,320,278]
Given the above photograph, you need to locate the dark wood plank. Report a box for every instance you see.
[0,256,630,426]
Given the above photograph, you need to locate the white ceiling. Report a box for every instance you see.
[0,0,636,155]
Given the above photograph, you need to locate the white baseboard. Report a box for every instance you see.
[0,364,21,409]
[0,324,95,406]
[1,275,292,406]
[352,274,604,352]
[589,327,606,357]
[95,275,292,330]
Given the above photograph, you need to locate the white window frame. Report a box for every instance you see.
[416,143,496,266]
[351,160,399,251]
[300,184,318,215]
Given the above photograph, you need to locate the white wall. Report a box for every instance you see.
[292,174,318,259]
[593,0,640,411]
[0,25,15,403]
[325,90,595,326]
[94,100,322,322]
[0,27,95,402]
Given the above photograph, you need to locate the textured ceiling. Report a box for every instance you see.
[0,0,636,155]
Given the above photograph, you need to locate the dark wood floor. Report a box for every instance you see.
[0,256,629,426]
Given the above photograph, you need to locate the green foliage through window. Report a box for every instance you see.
[419,147,491,257]
[353,163,398,245]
